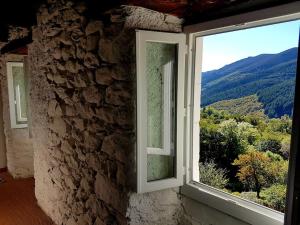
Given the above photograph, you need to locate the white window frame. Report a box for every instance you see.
[182,2,300,225]
[136,30,186,193]
[7,62,28,129]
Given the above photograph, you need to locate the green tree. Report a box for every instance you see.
[233,149,288,198]
[218,119,259,150]
[265,151,288,185]
[267,116,292,134]
[233,149,271,198]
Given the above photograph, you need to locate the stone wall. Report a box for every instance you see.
[28,0,185,224]
[0,54,34,178]
[30,1,134,224]
[127,188,184,225]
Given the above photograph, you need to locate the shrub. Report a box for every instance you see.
[257,139,282,154]
[261,184,287,212]
[240,192,264,205]
[280,139,291,159]
[199,161,229,189]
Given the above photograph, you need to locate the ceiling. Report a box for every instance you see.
[124,0,298,24]
[0,0,297,42]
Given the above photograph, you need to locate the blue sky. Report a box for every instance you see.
[201,20,300,72]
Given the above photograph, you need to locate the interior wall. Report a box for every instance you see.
[0,54,34,178]
[27,1,255,225]
[0,83,6,169]
[28,1,186,224]
[30,1,135,224]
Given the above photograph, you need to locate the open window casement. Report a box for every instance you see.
[7,62,28,129]
[136,30,186,193]
[181,2,300,225]
[136,2,300,225]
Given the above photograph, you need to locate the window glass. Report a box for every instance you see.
[146,42,177,182]
[7,62,28,129]
[12,65,27,124]
[196,20,300,212]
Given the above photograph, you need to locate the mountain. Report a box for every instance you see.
[201,47,298,118]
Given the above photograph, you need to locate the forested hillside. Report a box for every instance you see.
[201,47,298,118]
[208,95,265,116]
[199,107,292,212]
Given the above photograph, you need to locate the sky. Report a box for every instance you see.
[201,20,300,72]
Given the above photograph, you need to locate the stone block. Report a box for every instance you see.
[82,86,102,104]
[117,108,134,127]
[95,68,114,86]
[101,133,131,162]
[49,131,61,146]
[53,74,66,84]
[112,66,131,81]
[105,82,131,106]
[58,31,73,46]
[94,217,105,225]
[66,217,77,225]
[61,140,73,155]
[66,60,79,73]
[94,173,126,213]
[85,20,103,36]
[84,52,100,68]
[70,76,87,88]
[48,99,63,117]
[95,107,115,124]
[73,118,85,131]
[83,131,99,149]
[77,213,92,225]
[65,176,76,190]
[98,39,118,63]
[65,105,76,116]
[53,48,62,59]
[50,118,67,137]
[86,34,99,51]
[80,177,91,194]
[62,8,81,21]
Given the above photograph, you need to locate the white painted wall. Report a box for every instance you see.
[0,55,34,178]
[0,86,6,169]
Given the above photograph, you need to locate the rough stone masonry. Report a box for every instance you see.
[27,0,184,225]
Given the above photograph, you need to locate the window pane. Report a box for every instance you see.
[147,42,164,149]
[196,20,300,212]
[146,42,177,182]
[147,155,174,181]
[12,65,27,124]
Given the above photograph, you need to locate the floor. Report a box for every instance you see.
[0,171,55,225]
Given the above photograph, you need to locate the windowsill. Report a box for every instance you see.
[11,124,28,129]
[181,182,284,225]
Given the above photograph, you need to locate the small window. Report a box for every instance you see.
[136,30,186,193]
[7,62,28,129]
